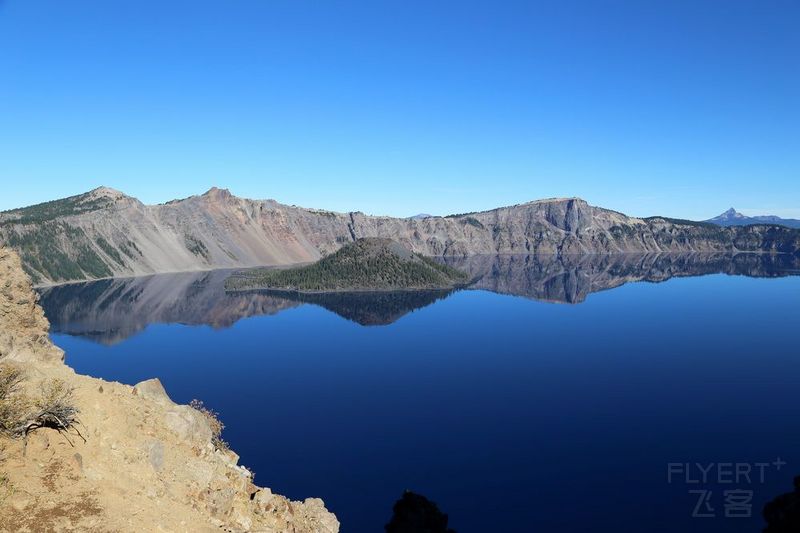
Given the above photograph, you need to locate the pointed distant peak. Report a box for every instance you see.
[706,207,751,225]
[714,207,747,220]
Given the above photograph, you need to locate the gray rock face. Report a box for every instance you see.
[2,187,799,285]
[148,440,165,472]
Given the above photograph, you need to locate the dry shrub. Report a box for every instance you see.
[27,379,82,437]
[189,399,228,451]
[0,365,24,398]
[0,366,82,443]
[0,363,29,436]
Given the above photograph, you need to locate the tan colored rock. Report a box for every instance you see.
[164,405,213,444]
[133,377,172,405]
[0,247,63,364]
[0,247,339,532]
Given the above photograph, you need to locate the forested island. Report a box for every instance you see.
[225,238,469,293]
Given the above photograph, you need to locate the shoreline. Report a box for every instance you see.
[0,246,340,532]
[33,249,796,289]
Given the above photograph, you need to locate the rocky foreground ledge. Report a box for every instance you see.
[0,247,339,532]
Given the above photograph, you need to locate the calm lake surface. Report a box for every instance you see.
[39,254,800,532]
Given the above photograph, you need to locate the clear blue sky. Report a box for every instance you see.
[1,1,798,219]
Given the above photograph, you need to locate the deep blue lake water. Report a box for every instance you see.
[39,254,800,532]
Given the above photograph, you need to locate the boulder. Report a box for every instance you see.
[133,378,173,405]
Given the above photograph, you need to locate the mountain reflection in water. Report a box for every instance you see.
[38,252,800,344]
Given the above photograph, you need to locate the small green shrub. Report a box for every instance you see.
[462,217,485,229]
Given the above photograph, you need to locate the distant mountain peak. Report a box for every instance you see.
[88,186,128,200]
[710,208,747,221]
[203,186,233,197]
[705,208,800,229]
[198,187,237,204]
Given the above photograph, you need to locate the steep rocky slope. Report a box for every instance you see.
[2,186,799,285]
[0,247,339,532]
[0,249,64,366]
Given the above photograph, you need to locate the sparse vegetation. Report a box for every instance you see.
[609,225,639,238]
[643,216,719,228]
[0,364,28,436]
[96,237,125,266]
[0,193,113,225]
[3,222,112,282]
[118,239,142,259]
[26,379,83,442]
[0,364,82,442]
[189,399,228,451]
[444,211,479,219]
[308,209,339,218]
[462,216,485,229]
[185,234,210,260]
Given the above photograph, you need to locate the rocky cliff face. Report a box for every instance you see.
[0,248,64,364]
[0,247,339,532]
[2,187,799,285]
